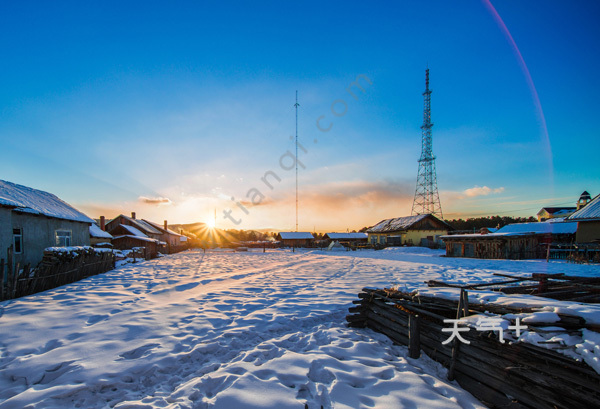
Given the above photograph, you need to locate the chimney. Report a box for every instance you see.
[100,216,106,231]
[131,212,136,220]
[164,220,168,231]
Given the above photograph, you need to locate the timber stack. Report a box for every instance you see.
[1,247,114,301]
[347,287,600,409]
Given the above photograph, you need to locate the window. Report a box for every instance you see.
[13,228,22,254]
[55,230,72,247]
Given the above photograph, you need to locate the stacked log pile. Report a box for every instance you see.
[347,288,600,409]
[1,247,114,301]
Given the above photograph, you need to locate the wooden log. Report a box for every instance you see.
[418,328,599,408]
[408,314,421,359]
[356,292,600,403]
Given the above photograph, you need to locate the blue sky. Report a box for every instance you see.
[0,1,598,231]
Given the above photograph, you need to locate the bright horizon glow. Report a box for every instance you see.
[0,1,598,231]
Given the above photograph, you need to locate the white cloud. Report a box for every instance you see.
[463,186,505,198]
[138,196,172,206]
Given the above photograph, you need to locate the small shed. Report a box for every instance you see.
[276,232,315,247]
[89,223,113,247]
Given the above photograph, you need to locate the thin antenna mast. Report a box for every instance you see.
[294,90,299,232]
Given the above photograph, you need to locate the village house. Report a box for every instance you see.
[108,223,160,258]
[142,219,188,253]
[536,207,576,222]
[105,213,166,257]
[536,190,591,221]
[105,213,163,241]
[442,219,577,259]
[0,179,93,268]
[366,214,451,247]
[276,232,315,247]
[567,193,600,243]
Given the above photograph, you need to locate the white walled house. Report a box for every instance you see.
[0,180,94,268]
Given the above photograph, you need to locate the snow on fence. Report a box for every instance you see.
[428,272,600,303]
[0,246,114,301]
[347,287,600,409]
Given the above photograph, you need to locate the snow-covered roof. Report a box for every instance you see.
[107,214,163,235]
[568,194,600,221]
[537,206,576,216]
[112,235,158,243]
[120,224,148,238]
[90,224,113,239]
[0,180,94,224]
[325,233,368,240]
[496,221,578,235]
[129,218,163,235]
[142,219,184,237]
[367,214,446,233]
[278,232,315,240]
[443,220,578,240]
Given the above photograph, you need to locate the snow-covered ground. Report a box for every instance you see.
[0,248,598,409]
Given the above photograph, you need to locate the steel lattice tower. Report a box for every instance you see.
[411,69,443,219]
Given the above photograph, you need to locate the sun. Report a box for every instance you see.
[206,219,216,229]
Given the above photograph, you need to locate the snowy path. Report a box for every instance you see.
[1,248,597,408]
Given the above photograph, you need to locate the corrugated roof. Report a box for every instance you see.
[366,214,429,233]
[0,179,94,223]
[495,221,577,235]
[325,233,368,240]
[568,194,600,221]
[278,232,315,240]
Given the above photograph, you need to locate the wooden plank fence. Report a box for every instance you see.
[1,247,114,302]
[347,288,600,409]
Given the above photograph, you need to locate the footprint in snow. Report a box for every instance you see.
[174,282,200,292]
[40,339,63,353]
[118,343,160,360]
[86,314,109,326]
[307,360,336,385]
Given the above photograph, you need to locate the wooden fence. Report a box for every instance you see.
[1,247,114,302]
[549,244,600,263]
[347,288,600,409]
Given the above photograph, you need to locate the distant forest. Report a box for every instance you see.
[444,215,537,232]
